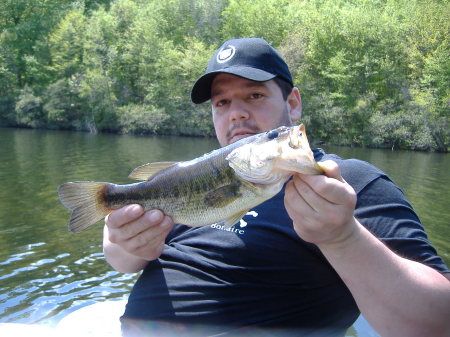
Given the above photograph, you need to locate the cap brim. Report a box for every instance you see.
[190,67,276,104]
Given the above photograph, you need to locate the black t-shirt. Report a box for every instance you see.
[122,149,449,336]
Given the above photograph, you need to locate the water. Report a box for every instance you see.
[0,128,448,333]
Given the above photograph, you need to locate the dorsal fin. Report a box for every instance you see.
[128,161,177,181]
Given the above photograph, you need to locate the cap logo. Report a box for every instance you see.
[217,45,235,64]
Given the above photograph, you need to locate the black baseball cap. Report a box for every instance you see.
[191,38,293,104]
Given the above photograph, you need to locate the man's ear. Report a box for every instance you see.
[287,87,302,122]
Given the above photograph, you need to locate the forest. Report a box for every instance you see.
[0,0,448,151]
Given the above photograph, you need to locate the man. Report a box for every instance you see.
[103,38,450,336]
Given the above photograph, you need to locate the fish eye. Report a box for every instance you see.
[267,130,278,140]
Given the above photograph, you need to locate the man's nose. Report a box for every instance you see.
[228,100,249,121]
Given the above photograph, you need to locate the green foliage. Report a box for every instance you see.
[220,0,289,45]
[44,76,86,129]
[80,68,118,132]
[142,37,216,136]
[0,49,18,124]
[149,0,226,46]
[15,86,43,127]
[410,39,450,150]
[48,9,86,79]
[0,0,448,151]
[368,107,437,151]
[281,0,448,151]
[0,0,71,87]
[118,104,168,134]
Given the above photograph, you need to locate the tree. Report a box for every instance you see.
[79,6,120,131]
[149,0,226,46]
[220,0,289,46]
[44,76,86,129]
[0,0,448,151]
[0,0,71,87]
[0,44,18,124]
[48,8,86,79]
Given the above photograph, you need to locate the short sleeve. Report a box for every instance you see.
[329,157,450,275]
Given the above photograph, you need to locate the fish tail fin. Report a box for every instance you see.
[57,182,111,233]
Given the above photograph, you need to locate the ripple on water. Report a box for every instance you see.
[0,241,137,325]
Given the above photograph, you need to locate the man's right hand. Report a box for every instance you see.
[103,205,174,273]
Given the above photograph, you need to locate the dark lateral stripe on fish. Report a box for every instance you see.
[100,163,237,210]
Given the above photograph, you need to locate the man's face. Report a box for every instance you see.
[210,74,302,147]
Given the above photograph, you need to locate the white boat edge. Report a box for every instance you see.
[0,300,379,337]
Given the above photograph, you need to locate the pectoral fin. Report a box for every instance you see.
[222,209,249,228]
[204,182,241,208]
[129,161,177,181]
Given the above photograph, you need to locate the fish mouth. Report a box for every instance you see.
[288,125,301,148]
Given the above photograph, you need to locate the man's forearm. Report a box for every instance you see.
[318,219,450,337]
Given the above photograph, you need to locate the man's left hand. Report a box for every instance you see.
[284,160,358,247]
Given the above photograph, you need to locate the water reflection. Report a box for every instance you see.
[0,128,219,326]
[0,239,137,324]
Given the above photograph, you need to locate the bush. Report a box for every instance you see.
[368,105,437,151]
[118,104,169,135]
[15,86,43,128]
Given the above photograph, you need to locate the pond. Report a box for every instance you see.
[0,128,448,335]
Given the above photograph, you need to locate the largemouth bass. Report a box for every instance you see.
[58,124,322,233]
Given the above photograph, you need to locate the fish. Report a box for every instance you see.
[57,124,323,233]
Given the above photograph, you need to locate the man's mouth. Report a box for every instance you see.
[229,131,254,143]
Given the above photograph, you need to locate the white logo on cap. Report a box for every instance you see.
[217,45,235,63]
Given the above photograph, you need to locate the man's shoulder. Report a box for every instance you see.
[313,148,388,194]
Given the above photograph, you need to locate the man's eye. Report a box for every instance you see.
[250,93,263,99]
[216,99,228,107]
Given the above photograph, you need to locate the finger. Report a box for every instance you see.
[106,204,144,229]
[114,209,162,240]
[133,238,166,261]
[292,174,328,212]
[298,162,354,205]
[317,160,344,182]
[131,210,172,240]
[123,215,174,254]
[284,180,315,218]
[130,223,168,250]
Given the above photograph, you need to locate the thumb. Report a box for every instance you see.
[317,160,345,182]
